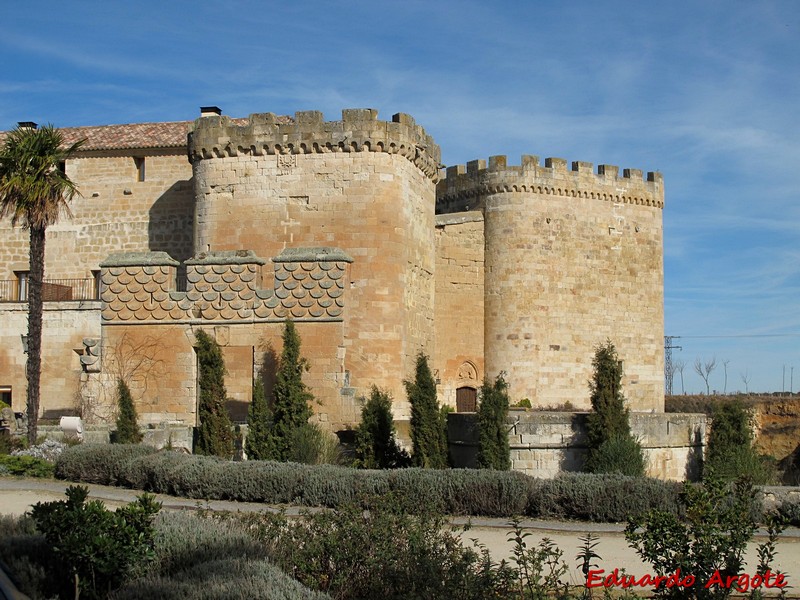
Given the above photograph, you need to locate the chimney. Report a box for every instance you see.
[200,106,222,117]
[18,121,38,130]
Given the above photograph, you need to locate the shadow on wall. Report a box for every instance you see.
[147,180,194,271]
[685,427,704,481]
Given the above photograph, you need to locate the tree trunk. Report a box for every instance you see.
[26,226,45,446]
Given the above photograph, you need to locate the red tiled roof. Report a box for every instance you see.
[59,121,192,151]
[1,115,294,152]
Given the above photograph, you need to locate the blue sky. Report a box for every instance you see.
[1,1,798,394]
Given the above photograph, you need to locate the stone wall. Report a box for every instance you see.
[189,109,440,418]
[93,249,354,428]
[448,410,705,481]
[434,212,485,408]
[0,149,193,282]
[0,302,101,417]
[437,156,664,411]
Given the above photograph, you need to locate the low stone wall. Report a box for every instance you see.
[39,423,193,451]
[448,410,706,481]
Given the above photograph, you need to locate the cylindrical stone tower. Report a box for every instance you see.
[437,155,664,412]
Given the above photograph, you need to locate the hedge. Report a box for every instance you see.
[54,444,691,522]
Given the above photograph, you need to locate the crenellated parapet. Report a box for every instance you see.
[100,248,352,324]
[189,108,442,182]
[436,155,664,213]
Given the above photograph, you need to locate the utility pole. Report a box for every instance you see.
[664,336,682,396]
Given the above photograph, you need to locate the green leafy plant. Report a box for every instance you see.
[113,379,143,444]
[354,386,409,469]
[576,533,602,594]
[507,518,569,599]
[406,352,448,468]
[705,399,776,484]
[193,330,235,458]
[288,423,345,465]
[30,484,161,600]
[264,320,314,461]
[585,340,645,476]
[477,373,511,470]
[245,377,271,460]
[625,476,765,600]
[0,454,54,477]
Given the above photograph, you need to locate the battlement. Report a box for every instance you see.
[99,248,352,324]
[189,108,441,181]
[437,154,664,212]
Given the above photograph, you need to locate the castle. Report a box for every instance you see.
[0,107,669,461]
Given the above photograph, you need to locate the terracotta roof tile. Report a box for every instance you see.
[1,115,294,152]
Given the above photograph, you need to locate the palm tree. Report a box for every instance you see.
[0,123,83,444]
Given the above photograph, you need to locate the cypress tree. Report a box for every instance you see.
[354,386,409,469]
[585,340,644,476]
[113,379,142,444]
[193,330,235,457]
[266,320,314,461]
[477,373,511,470]
[406,352,448,468]
[245,377,271,460]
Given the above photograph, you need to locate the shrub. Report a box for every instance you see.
[194,330,235,458]
[590,434,646,477]
[113,379,143,444]
[238,497,498,600]
[113,557,331,600]
[0,529,57,599]
[245,377,271,460]
[477,373,511,470]
[776,495,800,527]
[585,340,644,476]
[0,432,26,455]
[528,473,683,522]
[116,512,329,599]
[406,352,448,468]
[354,386,409,469]
[625,476,773,600]
[0,454,54,477]
[265,320,315,461]
[55,443,156,485]
[31,484,161,600]
[705,399,776,484]
[288,423,345,465]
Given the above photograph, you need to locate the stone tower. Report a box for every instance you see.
[188,109,441,421]
[437,155,664,411]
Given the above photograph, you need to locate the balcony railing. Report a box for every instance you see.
[0,279,98,302]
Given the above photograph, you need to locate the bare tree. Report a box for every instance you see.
[741,370,751,394]
[693,356,717,395]
[675,359,687,395]
[722,359,730,394]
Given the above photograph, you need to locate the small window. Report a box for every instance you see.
[14,271,28,302]
[91,270,102,299]
[134,157,145,182]
[58,161,66,174]
[0,386,11,407]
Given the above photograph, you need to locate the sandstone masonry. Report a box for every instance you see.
[0,108,671,472]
